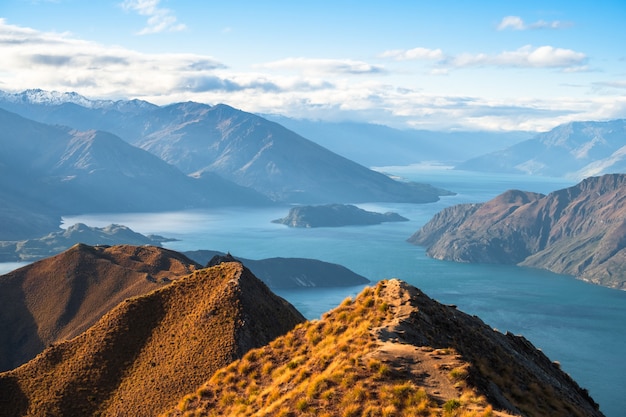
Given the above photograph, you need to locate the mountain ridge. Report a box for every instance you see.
[457,119,626,179]
[0,261,305,417]
[165,279,602,417]
[0,89,451,204]
[0,244,202,372]
[0,107,270,239]
[408,173,626,289]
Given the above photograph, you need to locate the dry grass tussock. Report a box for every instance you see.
[165,280,505,417]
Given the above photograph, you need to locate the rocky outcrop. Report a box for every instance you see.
[272,203,409,228]
[0,262,305,417]
[166,279,603,417]
[409,174,626,289]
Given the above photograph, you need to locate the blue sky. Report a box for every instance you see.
[0,0,624,131]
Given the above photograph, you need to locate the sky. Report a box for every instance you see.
[0,0,625,131]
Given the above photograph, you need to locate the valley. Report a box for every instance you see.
[49,169,625,417]
[0,90,625,416]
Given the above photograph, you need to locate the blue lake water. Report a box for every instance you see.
[7,168,625,417]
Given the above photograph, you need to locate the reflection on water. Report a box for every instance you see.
[3,169,623,417]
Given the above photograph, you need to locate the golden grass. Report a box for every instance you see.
[0,262,303,417]
[164,280,502,417]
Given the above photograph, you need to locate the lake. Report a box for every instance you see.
[7,168,626,417]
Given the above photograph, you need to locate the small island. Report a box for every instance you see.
[272,203,409,228]
[0,223,176,262]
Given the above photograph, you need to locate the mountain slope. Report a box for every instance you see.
[0,90,451,204]
[0,244,201,371]
[0,262,305,417]
[408,174,626,289]
[457,119,626,179]
[166,279,602,417]
[134,102,451,203]
[0,108,269,239]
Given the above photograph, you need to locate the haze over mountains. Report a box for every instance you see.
[0,89,450,208]
[0,108,268,239]
[267,115,532,167]
[458,119,626,179]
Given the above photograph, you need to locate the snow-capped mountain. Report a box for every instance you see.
[0,89,156,112]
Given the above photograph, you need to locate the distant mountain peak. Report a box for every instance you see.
[0,88,156,112]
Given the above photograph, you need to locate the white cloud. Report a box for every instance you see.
[497,16,526,31]
[257,58,385,75]
[121,0,186,35]
[0,18,221,97]
[0,19,622,132]
[449,45,587,70]
[497,16,572,31]
[379,47,444,61]
[379,44,586,71]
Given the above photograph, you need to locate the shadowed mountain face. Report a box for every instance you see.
[0,91,451,204]
[457,119,626,179]
[0,262,305,417]
[409,174,626,289]
[165,279,603,417]
[134,103,451,203]
[0,244,201,372]
[0,108,269,239]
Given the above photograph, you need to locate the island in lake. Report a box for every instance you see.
[272,203,409,228]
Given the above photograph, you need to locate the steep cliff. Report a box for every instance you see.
[409,174,626,289]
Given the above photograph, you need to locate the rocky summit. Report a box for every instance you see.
[408,173,626,289]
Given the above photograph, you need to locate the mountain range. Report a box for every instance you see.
[0,89,450,206]
[0,250,602,417]
[0,108,269,239]
[266,115,532,167]
[409,173,626,289]
[457,119,626,179]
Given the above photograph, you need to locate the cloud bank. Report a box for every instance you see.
[0,19,622,132]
